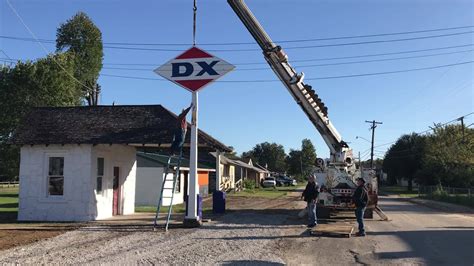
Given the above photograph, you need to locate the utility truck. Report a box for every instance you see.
[228,0,379,218]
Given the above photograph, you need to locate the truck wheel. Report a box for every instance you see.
[364,208,373,219]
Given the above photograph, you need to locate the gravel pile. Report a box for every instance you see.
[0,212,303,264]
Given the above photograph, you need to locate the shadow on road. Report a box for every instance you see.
[370,229,474,265]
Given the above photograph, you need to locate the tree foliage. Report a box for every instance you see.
[242,142,287,173]
[383,133,426,191]
[0,53,81,180]
[56,11,103,105]
[383,124,474,189]
[286,139,317,177]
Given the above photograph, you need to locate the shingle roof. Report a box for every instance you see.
[12,105,231,152]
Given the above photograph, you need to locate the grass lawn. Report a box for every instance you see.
[230,185,303,199]
[0,186,19,223]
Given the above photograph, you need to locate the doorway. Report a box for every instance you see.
[113,166,121,215]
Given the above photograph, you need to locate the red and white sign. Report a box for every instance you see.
[154,46,235,92]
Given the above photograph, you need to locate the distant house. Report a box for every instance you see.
[233,158,266,188]
[135,152,215,207]
[12,105,230,221]
[210,152,236,192]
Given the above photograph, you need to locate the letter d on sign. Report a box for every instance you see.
[172,62,194,77]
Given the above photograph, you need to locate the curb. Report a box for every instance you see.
[405,197,474,215]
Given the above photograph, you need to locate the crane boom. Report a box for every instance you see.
[228,0,352,164]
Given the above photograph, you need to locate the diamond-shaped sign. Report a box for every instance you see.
[154,46,235,92]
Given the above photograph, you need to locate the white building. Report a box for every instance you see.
[13,105,231,221]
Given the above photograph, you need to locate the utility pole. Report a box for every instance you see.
[365,120,383,169]
[459,116,465,143]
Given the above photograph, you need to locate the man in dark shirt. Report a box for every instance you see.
[352,178,369,236]
[301,175,319,228]
[170,104,193,154]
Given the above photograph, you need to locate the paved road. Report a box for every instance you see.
[279,195,474,265]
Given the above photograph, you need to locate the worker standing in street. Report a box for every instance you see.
[301,175,319,228]
[353,178,369,236]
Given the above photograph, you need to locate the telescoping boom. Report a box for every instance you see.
[228,0,352,164]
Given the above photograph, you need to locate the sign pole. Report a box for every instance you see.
[185,91,200,226]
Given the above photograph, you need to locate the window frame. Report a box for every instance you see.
[47,156,65,197]
[96,157,105,194]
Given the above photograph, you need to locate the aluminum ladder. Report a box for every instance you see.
[152,148,184,231]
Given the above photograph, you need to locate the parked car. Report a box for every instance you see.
[276,176,297,186]
[262,177,277,188]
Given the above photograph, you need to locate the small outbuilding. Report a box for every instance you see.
[12,105,230,221]
[135,151,215,207]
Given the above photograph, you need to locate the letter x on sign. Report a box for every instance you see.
[154,47,235,92]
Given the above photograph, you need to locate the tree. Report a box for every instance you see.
[383,133,426,191]
[286,139,317,177]
[242,142,287,172]
[300,139,317,174]
[0,53,80,181]
[56,12,103,105]
[418,124,474,187]
[286,149,302,176]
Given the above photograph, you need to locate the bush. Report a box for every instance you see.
[431,184,449,198]
[243,179,256,190]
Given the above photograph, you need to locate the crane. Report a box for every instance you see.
[227,0,353,167]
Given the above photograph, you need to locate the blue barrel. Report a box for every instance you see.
[197,194,203,219]
[213,191,226,213]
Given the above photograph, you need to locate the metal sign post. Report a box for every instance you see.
[185,91,199,225]
[154,46,234,227]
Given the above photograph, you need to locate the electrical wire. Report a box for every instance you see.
[1,25,472,46]
[100,60,474,82]
[98,49,474,72]
[5,0,93,92]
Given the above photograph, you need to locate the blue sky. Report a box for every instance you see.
[1,0,473,159]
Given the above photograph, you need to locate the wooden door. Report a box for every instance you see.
[113,167,120,215]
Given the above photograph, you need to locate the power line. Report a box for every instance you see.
[1,31,473,52]
[374,112,474,149]
[97,31,474,52]
[101,60,473,82]
[5,0,93,92]
[97,49,474,72]
[1,25,472,46]
[2,43,473,67]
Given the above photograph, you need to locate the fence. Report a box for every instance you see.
[0,181,19,188]
[418,185,474,207]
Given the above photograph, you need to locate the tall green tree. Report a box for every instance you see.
[383,133,426,191]
[242,142,287,172]
[0,53,80,180]
[56,11,103,105]
[286,139,317,177]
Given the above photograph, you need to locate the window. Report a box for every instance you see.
[97,158,104,193]
[223,165,230,177]
[48,157,64,196]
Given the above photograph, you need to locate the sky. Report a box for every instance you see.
[1,0,473,160]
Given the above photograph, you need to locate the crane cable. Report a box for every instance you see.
[193,0,197,46]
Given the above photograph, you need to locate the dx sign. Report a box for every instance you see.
[171,61,220,78]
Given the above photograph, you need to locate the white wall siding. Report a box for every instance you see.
[92,145,136,219]
[135,167,184,206]
[18,144,137,222]
[18,145,93,221]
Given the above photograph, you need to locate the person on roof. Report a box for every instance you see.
[170,104,193,154]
